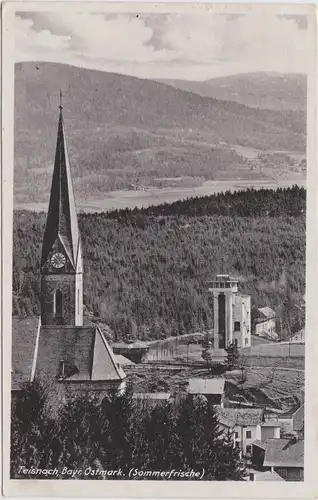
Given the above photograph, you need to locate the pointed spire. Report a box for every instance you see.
[41,95,81,271]
[59,89,63,111]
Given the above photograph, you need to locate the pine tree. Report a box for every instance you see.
[100,387,136,472]
[213,430,247,480]
[143,402,181,471]
[176,395,224,478]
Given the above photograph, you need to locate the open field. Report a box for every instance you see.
[15,178,306,213]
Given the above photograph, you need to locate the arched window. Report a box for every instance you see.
[55,289,63,318]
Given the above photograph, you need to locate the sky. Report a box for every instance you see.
[15,9,309,81]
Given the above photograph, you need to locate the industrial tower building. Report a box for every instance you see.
[208,274,251,349]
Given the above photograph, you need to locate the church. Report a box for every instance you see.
[11,97,126,404]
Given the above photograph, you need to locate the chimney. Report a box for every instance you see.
[249,472,256,481]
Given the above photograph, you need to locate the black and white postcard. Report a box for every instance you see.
[2,2,317,498]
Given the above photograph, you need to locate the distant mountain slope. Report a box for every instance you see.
[158,73,307,112]
[14,63,306,204]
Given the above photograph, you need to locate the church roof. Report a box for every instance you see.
[11,318,126,390]
[32,324,126,383]
[41,102,81,271]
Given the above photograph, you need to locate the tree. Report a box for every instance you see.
[143,402,181,471]
[100,387,137,471]
[176,395,236,480]
[214,430,247,480]
[226,342,240,370]
[11,383,247,481]
[201,332,213,365]
[10,381,59,477]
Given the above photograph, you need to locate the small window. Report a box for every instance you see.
[246,445,252,454]
[245,338,249,346]
[234,321,240,332]
[234,432,239,439]
[246,430,252,439]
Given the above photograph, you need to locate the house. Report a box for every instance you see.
[132,393,172,409]
[11,100,126,408]
[260,420,281,441]
[217,407,264,458]
[187,378,225,407]
[292,404,304,437]
[277,404,304,435]
[233,294,252,348]
[254,307,278,341]
[263,438,304,481]
[252,440,267,469]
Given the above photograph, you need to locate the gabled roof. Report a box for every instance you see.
[115,354,136,366]
[253,440,267,451]
[188,378,225,395]
[292,404,304,432]
[31,324,126,384]
[258,307,276,319]
[264,438,304,468]
[280,404,302,418]
[217,408,263,427]
[41,105,81,271]
[261,420,281,427]
[249,470,285,481]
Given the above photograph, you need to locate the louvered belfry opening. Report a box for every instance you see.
[55,289,63,323]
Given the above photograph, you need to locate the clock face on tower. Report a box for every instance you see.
[50,252,66,269]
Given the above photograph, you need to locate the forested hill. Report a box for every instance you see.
[15,62,305,204]
[105,186,306,220]
[12,187,306,340]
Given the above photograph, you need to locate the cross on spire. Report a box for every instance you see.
[59,90,63,111]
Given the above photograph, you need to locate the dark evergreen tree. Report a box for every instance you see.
[11,382,248,481]
[213,430,247,480]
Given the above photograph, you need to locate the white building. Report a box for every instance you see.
[233,294,252,348]
[217,408,281,459]
[255,307,278,340]
[217,408,264,458]
[207,275,251,349]
[187,378,225,407]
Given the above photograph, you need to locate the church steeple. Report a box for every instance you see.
[41,92,81,272]
[40,94,83,327]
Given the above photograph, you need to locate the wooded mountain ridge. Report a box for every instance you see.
[15,62,305,204]
[12,187,305,340]
[158,73,306,111]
